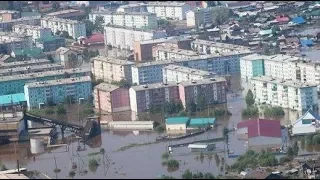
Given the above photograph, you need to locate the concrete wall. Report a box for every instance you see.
[166,124,187,135]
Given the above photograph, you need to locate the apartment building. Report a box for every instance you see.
[24,76,92,110]
[0,16,41,31]
[163,64,216,83]
[250,76,318,111]
[45,9,86,20]
[178,78,227,109]
[55,47,83,68]
[40,17,86,39]
[132,51,252,85]
[0,33,33,54]
[12,24,52,42]
[94,83,130,113]
[0,68,90,95]
[91,56,135,83]
[129,82,180,112]
[186,7,215,27]
[104,25,166,50]
[134,35,194,61]
[146,2,191,20]
[0,63,64,76]
[35,36,66,52]
[0,59,51,70]
[191,39,251,55]
[89,11,158,29]
[0,10,20,22]
[153,43,199,61]
[116,3,148,13]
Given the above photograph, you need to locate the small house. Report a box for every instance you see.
[188,143,216,152]
[291,16,306,25]
[291,110,320,136]
[165,117,190,134]
[275,15,290,24]
[245,169,285,179]
[188,118,215,129]
[300,39,314,47]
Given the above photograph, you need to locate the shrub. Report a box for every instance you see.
[242,106,259,116]
[264,106,285,117]
[45,108,55,114]
[56,105,66,115]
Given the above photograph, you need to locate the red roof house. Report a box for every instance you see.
[276,15,290,23]
[80,33,104,46]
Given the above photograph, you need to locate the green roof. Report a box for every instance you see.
[21,12,41,18]
[188,118,216,127]
[13,48,43,57]
[0,93,25,106]
[166,117,189,125]
[259,29,273,36]
[37,36,63,43]
[310,9,320,16]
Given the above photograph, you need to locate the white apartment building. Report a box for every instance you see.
[186,8,215,27]
[163,64,216,83]
[153,43,199,61]
[40,17,86,39]
[117,3,148,13]
[146,2,191,20]
[250,76,318,111]
[12,24,52,42]
[90,56,135,83]
[104,26,166,50]
[89,11,158,29]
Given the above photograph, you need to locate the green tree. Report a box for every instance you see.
[82,20,94,37]
[223,127,229,142]
[47,54,54,63]
[293,141,299,156]
[245,89,255,107]
[176,101,183,112]
[83,49,91,63]
[211,6,232,25]
[301,137,305,150]
[68,53,78,68]
[287,147,294,158]
[196,95,207,111]
[182,169,193,179]
[94,16,105,33]
[56,105,66,115]
[204,172,215,179]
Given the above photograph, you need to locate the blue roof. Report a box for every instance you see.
[0,93,25,106]
[166,117,189,125]
[292,17,305,24]
[300,39,313,47]
[188,118,216,127]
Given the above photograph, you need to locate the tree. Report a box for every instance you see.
[83,49,91,63]
[287,147,294,158]
[56,105,66,115]
[68,53,78,68]
[207,1,217,7]
[223,127,229,142]
[47,54,54,63]
[182,169,193,179]
[293,141,299,156]
[94,16,105,33]
[82,19,94,37]
[301,137,305,150]
[211,6,232,25]
[245,89,255,107]
[196,95,207,111]
[52,2,60,10]
[0,1,9,10]
[176,101,183,112]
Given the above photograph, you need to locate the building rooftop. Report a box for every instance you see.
[251,76,318,88]
[94,83,120,92]
[91,56,135,66]
[91,10,154,16]
[0,63,63,75]
[166,117,189,125]
[0,59,50,69]
[41,17,83,24]
[45,9,83,16]
[192,39,250,51]
[13,48,43,57]
[147,2,187,7]
[104,25,165,33]
[0,68,90,82]
[0,10,19,14]
[21,12,41,18]
[237,119,282,138]
[0,93,26,106]
[1,16,40,23]
[118,3,146,9]
[164,64,216,77]
[36,35,64,43]
[241,53,303,62]
[12,24,49,31]
[25,76,91,88]
[156,45,199,56]
[179,77,227,87]
[188,118,216,127]
[131,81,178,91]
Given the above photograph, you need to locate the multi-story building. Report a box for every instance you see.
[91,56,135,83]
[129,82,180,112]
[40,17,86,39]
[94,83,130,113]
[0,33,33,54]
[146,2,191,20]
[178,78,227,109]
[104,25,166,50]
[191,39,251,55]
[134,35,194,61]
[132,51,252,85]
[55,47,83,68]
[24,76,92,110]
[0,68,90,95]
[89,11,158,29]
[153,43,199,61]
[0,63,64,76]
[45,9,86,20]
[116,3,148,13]
[0,10,21,22]
[35,36,66,52]
[0,59,51,70]
[250,76,318,111]
[0,16,41,31]
[12,24,52,42]
[186,7,215,27]
[163,64,216,83]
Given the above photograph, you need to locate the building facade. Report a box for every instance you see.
[116,3,148,13]
[0,33,33,54]
[163,64,216,83]
[250,76,318,111]
[129,82,180,112]
[153,43,199,61]
[146,2,191,20]
[12,24,52,42]
[104,25,166,50]
[0,10,20,22]
[40,17,86,39]
[0,63,64,76]
[0,16,41,31]
[94,83,130,113]
[186,8,215,27]
[178,78,227,109]
[91,56,135,83]
[24,76,92,110]
[0,59,51,70]
[45,9,86,20]
[55,47,83,69]
[89,11,158,29]
[35,36,66,52]
[0,68,90,95]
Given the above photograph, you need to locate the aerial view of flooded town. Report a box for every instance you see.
[1,0,320,179]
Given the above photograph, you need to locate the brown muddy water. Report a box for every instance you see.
[0,74,305,178]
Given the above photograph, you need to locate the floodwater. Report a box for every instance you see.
[0,74,301,178]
